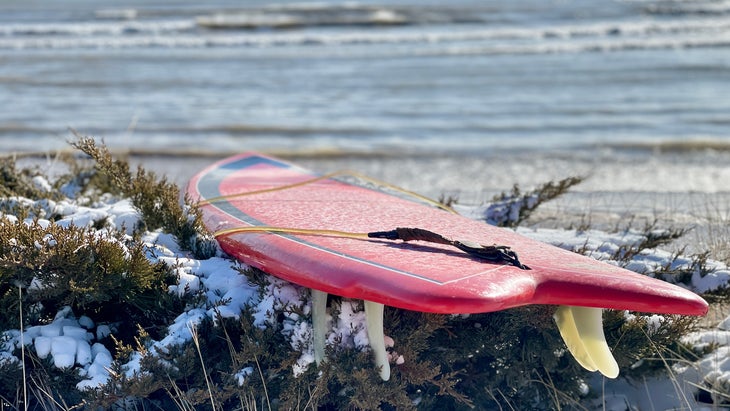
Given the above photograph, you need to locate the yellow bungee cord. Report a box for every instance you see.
[197,169,528,269]
[197,169,458,214]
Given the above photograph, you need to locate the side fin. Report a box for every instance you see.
[364,300,391,381]
[554,305,598,372]
[554,306,619,379]
[311,289,328,365]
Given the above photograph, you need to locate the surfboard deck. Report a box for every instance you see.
[187,152,708,317]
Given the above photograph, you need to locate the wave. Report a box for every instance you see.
[133,124,378,136]
[94,8,139,20]
[0,19,196,38]
[601,138,730,153]
[196,8,410,30]
[5,12,730,39]
[432,35,730,57]
[0,5,476,37]
[4,30,730,56]
[0,123,377,138]
[3,2,730,58]
[4,145,449,162]
[0,123,56,134]
[3,13,730,54]
[196,3,489,29]
[641,0,730,16]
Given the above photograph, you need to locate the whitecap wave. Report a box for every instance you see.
[0,19,195,37]
[3,16,730,54]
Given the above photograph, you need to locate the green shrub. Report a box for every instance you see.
[0,220,180,333]
[71,137,216,259]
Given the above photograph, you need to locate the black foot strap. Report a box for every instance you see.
[368,227,530,270]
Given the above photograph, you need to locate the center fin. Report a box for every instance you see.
[311,289,328,365]
[364,300,391,381]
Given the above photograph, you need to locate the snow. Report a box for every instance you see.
[76,340,92,366]
[106,199,140,234]
[680,315,730,407]
[336,300,370,349]
[50,336,77,368]
[11,306,114,378]
[235,366,254,386]
[78,315,95,329]
[77,347,114,390]
[34,336,51,358]
[695,268,730,294]
[96,324,111,340]
[31,175,52,193]
[154,309,207,350]
[1,187,729,409]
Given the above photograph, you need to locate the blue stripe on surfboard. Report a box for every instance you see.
[197,154,445,286]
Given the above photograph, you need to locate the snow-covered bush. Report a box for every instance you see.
[0,140,726,410]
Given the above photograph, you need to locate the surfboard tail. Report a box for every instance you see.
[543,276,707,379]
[534,276,708,317]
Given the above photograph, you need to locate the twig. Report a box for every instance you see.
[188,322,217,411]
[18,284,28,411]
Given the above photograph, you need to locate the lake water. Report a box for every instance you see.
[2,0,730,207]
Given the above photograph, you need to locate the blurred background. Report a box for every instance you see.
[2,0,729,235]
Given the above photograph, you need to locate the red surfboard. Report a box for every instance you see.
[188,152,709,380]
[187,152,707,317]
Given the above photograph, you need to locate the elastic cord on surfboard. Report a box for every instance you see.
[214,225,530,270]
[199,169,528,269]
[196,169,458,214]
